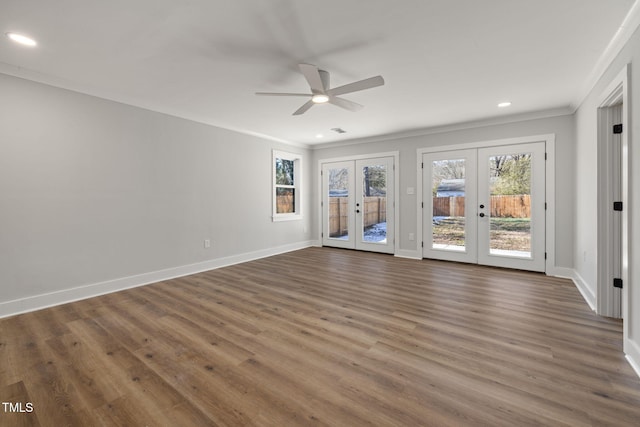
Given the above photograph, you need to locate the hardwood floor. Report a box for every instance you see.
[1,247,639,426]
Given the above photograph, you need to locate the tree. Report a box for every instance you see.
[275,158,294,185]
[363,165,386,196]
[328,168,349,193]
[491,154,531,195]
[431,159,465,196]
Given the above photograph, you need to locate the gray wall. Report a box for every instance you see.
[311,114,576,268]
[0,73,311,307]
[574,25,640,364]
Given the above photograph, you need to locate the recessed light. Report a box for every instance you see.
[498,102,512,108]
[316,133,324,138]
[6,32,37,47]
[311,94,329,104]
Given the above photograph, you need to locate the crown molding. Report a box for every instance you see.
[310,106,574,150]
[573,0,640,109]
[0,65,308,150]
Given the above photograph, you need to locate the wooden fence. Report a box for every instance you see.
[276,193,294,214]
[329,197,386,237]
[433,195,531,218]
[433,196,465,217]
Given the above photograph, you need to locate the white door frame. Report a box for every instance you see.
[417,134,556,274]
[597,65,629,326]
[318,151,400,254]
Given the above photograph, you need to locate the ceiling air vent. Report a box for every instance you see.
[331,127,347,134]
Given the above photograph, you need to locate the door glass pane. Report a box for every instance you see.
[432,159,466,251]
[362,164,387,243]
[488,153,532,257]
[328,168,349,240]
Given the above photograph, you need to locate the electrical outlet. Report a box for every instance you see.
[204,239,211,248]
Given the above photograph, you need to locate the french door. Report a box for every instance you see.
[322,157,395,254]
[423,142,546,272]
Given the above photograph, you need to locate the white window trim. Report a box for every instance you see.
[272,150,303,221]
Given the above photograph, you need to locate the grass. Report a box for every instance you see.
[432,217,531,251]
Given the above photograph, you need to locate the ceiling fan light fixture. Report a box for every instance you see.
[257,64,384,115]
[6,32,37,47]
[311,94,329,104]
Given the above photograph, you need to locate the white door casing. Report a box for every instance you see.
[597,64,629,322]
[321,155,396,254]
[420,136,552,273]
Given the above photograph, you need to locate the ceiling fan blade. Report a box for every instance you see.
[293,100,315,115]
[255,92,311,97]
[329,96,363,112]
[327,75,384,97]
[299,63,326,93]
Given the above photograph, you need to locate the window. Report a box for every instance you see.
[273,150,302,220]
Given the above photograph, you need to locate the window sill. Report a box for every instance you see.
[272,214,303,222]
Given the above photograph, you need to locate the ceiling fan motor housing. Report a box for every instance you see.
[317,70,330,94]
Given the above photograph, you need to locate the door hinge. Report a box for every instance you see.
[613,124,623,134]
[421,202,424,208]
[545,202,547,210]
[613,201,623,211]
[321,232,323,238]
[544,252,547,260]
[613,278,623,289]
[421,241,424,248]
[421,162,424,169]
[545,152,548,160]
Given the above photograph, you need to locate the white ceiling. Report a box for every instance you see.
[0,0,636,146]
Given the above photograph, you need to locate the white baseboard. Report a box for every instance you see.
[626,350,640,379]
[549,266,574,279]
[0,240,315,319]
[549,266,597,311]
[568,269,597,311]
[625,338,640,380]
[555,268,639,380]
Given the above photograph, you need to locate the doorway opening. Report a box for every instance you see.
[597,64,629,323]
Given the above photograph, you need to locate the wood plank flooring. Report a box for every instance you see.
[1,247,640,426]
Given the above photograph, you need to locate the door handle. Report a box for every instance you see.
[356,209,360,213]
[479,213,485,218]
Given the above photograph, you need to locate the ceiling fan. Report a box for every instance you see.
[256,64,385,115]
